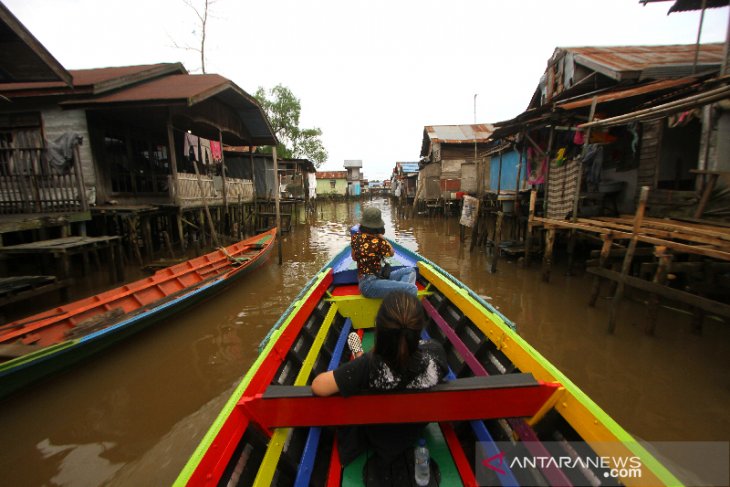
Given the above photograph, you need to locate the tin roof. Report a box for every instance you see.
[0,2,71,84]
[639,0,729,13]
[420,124,494,157]
[0,62,276,146]
[0,63,186,96]
[423,124,494,144]
[556,76,700,110]
[560,43,724,81]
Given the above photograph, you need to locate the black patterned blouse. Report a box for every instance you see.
[351,231,392,279]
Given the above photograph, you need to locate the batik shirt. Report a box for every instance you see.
[351,231,392,278]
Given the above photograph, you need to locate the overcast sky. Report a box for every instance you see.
[5,0,729,180]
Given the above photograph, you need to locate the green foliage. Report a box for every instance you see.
[254,84,328,167]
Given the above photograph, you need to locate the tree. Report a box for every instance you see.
[254,85,328,167]
[172,0,215,73]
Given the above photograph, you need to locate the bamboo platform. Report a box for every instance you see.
[529,187,730,334]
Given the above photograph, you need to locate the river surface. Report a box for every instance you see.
[0,198,728,486]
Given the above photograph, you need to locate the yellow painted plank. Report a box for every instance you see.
[252,303,339,487]
[417,262,681,487]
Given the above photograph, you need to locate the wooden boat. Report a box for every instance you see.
[175,239,681,487]
[0,228,277,398]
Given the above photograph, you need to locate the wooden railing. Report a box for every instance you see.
[0,144,88,214]
[169,173,254,207]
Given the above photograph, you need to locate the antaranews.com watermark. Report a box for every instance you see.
[475,441,729,486]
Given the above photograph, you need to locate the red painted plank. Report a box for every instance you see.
[325,436,342,487]
[185,268,333,486]
[440,422,479,487]
[241,381,559,429]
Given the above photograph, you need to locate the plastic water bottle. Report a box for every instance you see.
[414,438,430,486]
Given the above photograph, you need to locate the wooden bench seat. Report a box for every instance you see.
[240,374,559,429]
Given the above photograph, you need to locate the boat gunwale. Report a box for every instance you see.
[0,229,276,344]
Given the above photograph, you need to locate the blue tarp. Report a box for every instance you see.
[489,149,524,192]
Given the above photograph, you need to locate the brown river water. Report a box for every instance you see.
[0,198,728,486]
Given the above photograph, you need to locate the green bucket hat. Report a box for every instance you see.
[360,207,385,229]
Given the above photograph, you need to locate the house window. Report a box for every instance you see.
[0,112,43,177]
[105,129,169,195]
[330,179,336,189]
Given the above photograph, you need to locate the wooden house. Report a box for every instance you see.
[417,124,494,202]
[344,160,362,197]
[315,171,348,197]
[495,43,729,219]
[391,162,419,201]
[488,40,730,332]
[1,60,276,253]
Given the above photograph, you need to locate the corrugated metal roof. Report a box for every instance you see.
[668,0,729,12]
[61,73,229,105]
[316,171,347,179]
[424,123,494,143]
[640,0,730,12]
[0,63,185,94]
[562,44,724,81]
[557,76,699,110]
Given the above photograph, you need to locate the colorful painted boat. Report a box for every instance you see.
[175,240,681,487]
[0,228,277,398]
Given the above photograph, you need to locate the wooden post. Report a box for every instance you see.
[192,158,220,248]
[588,233,614,307]
[608,186,649,333]
[646,246,672,335]
[542,226,556,282]
[542,127,555,216]
[273,147,282,265]
[166,115,180,206]
[567,98,598,275]
[219,129,228,213]
[176,210,186,252]
[489,211,504,273]
[523,189,537,267]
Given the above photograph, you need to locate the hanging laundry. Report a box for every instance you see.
[526,147,547,185]
[184,133,199,162]
[199,138,213,165]
[210,141,222,162]
[573,130,585,145]
[667,109,699,128]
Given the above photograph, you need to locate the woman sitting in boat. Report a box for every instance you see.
[312,291,449,480]
[351,207,417,298]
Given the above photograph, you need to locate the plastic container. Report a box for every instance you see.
[415,438,430,486]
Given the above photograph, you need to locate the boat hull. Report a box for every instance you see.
[176,241,681,487]
[0,229,276,398]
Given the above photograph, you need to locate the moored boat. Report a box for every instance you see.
[0,228,277,398]
[175,239,681,487]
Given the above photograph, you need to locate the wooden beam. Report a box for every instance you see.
[609,186,649,333]
[240,376,559,429]
[587,267,730,319]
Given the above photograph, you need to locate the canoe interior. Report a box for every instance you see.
[178,244,679,487]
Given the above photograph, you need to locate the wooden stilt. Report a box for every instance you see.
[646,246,672,335]
[588,234,614,307]
[176,211,186,252]
[142,216,153,261]
[542,226,555,282]
[523,190,537,267]
[128,217,143,266]
[489,211,504,273]
[608,186,649,334]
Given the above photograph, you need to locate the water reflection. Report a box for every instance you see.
[37,439,123,487]
[0,198,727,486]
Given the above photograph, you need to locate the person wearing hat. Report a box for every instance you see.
[351,207,417,298]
